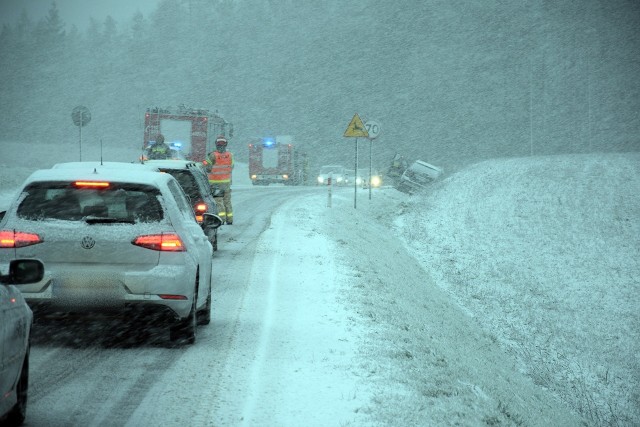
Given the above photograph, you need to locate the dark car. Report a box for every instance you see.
[145,160,222,251]
[0,259,44,426]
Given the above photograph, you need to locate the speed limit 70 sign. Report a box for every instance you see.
[365,121,381,139]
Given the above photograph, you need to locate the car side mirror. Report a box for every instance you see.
[0,259,45,285]
[202,213,223,229]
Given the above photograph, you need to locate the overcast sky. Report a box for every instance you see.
[0,0,159,30]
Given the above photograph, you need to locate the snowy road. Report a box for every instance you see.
[21,186,373,426]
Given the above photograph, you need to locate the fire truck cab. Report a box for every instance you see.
[249,135,308,186]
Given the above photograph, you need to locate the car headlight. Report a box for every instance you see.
[371,176,381,187]
[317,176,324,184]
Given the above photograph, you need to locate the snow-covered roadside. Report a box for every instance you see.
[394,153,639,426]
[326,153,637,426]
[317,188,585,426]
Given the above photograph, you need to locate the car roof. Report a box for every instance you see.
[23,167,174,187]
[142,160,202,170]
[52,161,160,171]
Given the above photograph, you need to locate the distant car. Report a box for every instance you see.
[143,160,222,251]
[396,160,443,194]
[0,259,44,426]
[317,165,346,186]
[344,168,382,188]
[0,167,221,344]
[368,171,382,188]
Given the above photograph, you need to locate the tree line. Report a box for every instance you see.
[1,0,638,171]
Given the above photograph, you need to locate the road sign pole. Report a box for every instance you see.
[343,113,369,209]
[364,120,380,201]
[79,117,82,161]
[369,139,372,200]
[72,105,91,161]
[354,138,358,209]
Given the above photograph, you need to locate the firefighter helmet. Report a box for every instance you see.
[215,135,228,147]
[155,133,165,144]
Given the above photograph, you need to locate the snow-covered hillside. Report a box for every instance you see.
[314,152,639,426]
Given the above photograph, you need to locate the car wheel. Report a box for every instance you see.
[169,281,197,345]
[197,277,212,326]
[207,228,218,252]
[5,345,29,426]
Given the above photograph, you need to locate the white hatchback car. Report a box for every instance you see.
[0,167,218,344]
[0,259,44,426]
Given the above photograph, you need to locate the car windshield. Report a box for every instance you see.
[17,182,163,223]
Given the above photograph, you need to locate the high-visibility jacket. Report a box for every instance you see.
[148,144,170,160]
[204,151,233,184]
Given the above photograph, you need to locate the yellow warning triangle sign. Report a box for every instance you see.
[343,113,369,138]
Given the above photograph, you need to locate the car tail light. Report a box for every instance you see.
[194,202,207,223]
[132,233,185,252]
[74,181,110,188]
[0,230,43,248]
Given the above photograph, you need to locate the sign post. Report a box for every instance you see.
[71,106,91,161]
[364,120,381,200]
[343,113,369,209]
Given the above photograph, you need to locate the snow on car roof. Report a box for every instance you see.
[52,161,160,171]
[142,160,200,169]
[24,166,173,187]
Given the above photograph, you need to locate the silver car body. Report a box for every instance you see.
[0,259,43,424]
[0,168,213,323]
[0,271,33,421]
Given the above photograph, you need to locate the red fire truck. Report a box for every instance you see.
[143,105,233,162]
[249,135,308,186]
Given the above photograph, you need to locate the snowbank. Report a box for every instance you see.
[322,152,638,426]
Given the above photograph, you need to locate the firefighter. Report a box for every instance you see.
[148,134,171,159]
[204,135,234,224]
[387,153,408,184]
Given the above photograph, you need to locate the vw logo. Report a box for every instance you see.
[81,236,96,249]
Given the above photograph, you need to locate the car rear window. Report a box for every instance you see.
[16,181,164,223]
